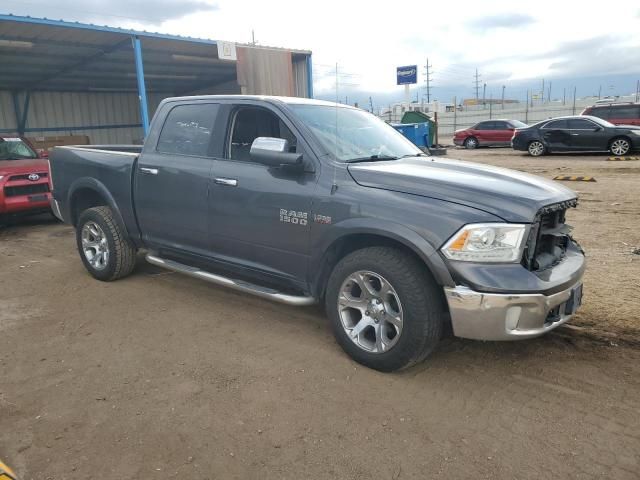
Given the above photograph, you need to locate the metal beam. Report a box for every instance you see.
[132,36,150,137]
[10,91,30,136]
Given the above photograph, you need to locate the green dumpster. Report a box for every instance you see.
[401,111,436,146]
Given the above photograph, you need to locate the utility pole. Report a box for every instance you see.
[572,86,577,115]
[598,85,602,99]
[636,80,639,102]
[251,29,256,45]
[501,85,505,109]
[489,94,493,119]
[474,68,481,105]
[453,96,457,132]
[424,57,433,104]
[482,83,486,108]
[369,96,374,113]
[563,87,566,105]
[548,81,552,102]
[541,79,545,104]
[525,90,529,124]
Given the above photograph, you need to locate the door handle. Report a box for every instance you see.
[140,167,159,175]
[570,133,579,136]
[214,177,238,187]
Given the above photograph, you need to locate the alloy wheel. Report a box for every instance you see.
[81,221,109,270]
[337,271,403,354]
[528,141,544,156]
[611,139,630,156]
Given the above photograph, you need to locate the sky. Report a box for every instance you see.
[3,0,640,106]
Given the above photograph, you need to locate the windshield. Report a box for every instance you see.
[510,120,529,128]
[0,138,38,160]
[289,104,422,162]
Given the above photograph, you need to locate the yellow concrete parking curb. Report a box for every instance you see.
[607,156,640,161]
[553,175,597,182]
[0,459,17,480]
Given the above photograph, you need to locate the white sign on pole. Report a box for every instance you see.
[217,41,237,61]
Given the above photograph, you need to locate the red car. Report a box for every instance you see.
[581,103,640,126]
[453,119,528,148]
[0,136,52,223]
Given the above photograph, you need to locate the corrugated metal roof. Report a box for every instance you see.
[0,14,239,93]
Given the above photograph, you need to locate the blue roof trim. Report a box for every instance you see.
[0,13,218,45]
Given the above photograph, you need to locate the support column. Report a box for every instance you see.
[305,55,314,99]
[11,91,31,136]
[132,36,150,137]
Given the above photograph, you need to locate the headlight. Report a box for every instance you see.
[441,223,528,262]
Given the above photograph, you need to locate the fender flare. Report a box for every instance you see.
[310,217,455,293]
[66,177,130,238]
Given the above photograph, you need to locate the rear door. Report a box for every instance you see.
[540,119,570,150]
[207,102,319,282]
[472,121,494,144]
[135,102,220,255]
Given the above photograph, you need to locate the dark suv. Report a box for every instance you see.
[581,103,640,126]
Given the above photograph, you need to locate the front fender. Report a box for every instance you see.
[310,217,455,290]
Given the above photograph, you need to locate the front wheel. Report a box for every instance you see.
[609,138,630,156]
[464,137,478,149]
[528,140,546,156]
[76,206,137,281]
[325,247,444,372]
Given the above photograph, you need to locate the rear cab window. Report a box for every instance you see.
[156,103,219,157]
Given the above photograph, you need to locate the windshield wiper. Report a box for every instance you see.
[347,155,398,163]
[399,153,427,158]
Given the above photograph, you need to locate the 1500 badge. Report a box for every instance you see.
[280,209,308,226]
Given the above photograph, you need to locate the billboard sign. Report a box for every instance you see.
[396,65,417,85]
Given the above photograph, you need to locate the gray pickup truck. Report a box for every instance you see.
[49,95,585,371]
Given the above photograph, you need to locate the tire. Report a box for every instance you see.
[528,140,545,157]
[325,247,444,372]
[609,137,630,156]
[75,206,137,281]
[464,137,478,149]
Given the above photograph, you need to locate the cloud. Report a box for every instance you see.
[467,13,536,31]
[5,0,218,25]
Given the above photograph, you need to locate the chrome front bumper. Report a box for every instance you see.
[444,281,583,341]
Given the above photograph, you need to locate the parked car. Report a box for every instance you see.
[511,115,640,156]
[50,96,585,372]
[581,102,640,126]
[453,119,528,148]
[0,136,52,224]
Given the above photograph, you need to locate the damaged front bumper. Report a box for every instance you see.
[444,280,583,341]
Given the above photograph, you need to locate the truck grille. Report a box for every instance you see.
[4,183,50,197]
[522,199,577,271]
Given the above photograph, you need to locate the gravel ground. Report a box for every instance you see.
[1,149,639,479]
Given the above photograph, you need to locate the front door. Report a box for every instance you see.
[566,118,608,150]
[208,103,319,283]
[135,102,220,255]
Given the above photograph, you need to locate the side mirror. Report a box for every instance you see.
[593,126,602,132]
[250,137,302,168]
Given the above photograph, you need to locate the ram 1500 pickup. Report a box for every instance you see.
[49,96,585,371]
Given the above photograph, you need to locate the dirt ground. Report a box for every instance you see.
[1,149,639,479]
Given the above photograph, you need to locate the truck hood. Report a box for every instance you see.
[347,157,577,222]
[0,159,49,177]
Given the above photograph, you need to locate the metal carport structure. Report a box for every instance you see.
[0,14,313,142]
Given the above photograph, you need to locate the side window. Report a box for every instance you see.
[590,107,610,120]
[157,103,218,157]
[228,107,297,162]
[475,122,493,130]
[493,121,509,129]
[611,106,640,119]
[568,119,596,129]
[542,120,568,129]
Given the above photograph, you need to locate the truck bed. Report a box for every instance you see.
[49,144,142,242]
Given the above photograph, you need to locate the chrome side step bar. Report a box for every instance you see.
[145,254,316,306]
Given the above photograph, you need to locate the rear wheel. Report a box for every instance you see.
[76,206,137,281]
[528,140,545,156]
[609,137,630,156]
[464,137,478,149]
[325,247,444,372]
